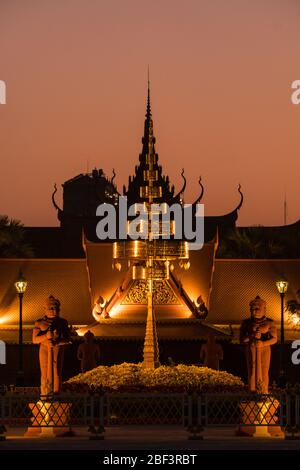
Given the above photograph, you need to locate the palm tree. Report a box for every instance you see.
[286,290,300,328]
[0,215,33,257]
[217,227,285,259]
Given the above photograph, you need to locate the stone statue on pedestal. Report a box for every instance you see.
[240,296,277,394]
[200,333,223,370]
[32,296,70,398]
[77,330,100,372]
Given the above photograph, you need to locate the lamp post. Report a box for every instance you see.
[276,279,288,387]
[15,272,27,386]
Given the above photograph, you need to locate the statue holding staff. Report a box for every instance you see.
[32,296,70,398]
[240,296,277,394]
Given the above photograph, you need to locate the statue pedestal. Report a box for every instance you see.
[236,399,284,438]
[25,400,72,437]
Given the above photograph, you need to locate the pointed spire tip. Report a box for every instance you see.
[146,66,151,118]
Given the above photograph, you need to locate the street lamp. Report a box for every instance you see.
[276,278,288,387]
[15,272,27,386]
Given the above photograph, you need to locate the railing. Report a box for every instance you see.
[1,391,300,439]
[284,393,300,436]
[105,393,186,425]
[199,393,285,427]
[0,392,105,439]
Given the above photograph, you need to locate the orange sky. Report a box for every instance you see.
[0,0,299,227]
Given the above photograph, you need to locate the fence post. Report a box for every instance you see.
[187,393,203,440]
[285,393,300,440]
[88,394,105,440]
[0,395,6,441]
[182,394,188,428]
[88,394,96,439]
[98,393,105,439]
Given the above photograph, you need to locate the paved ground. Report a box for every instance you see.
[1,426,300,450]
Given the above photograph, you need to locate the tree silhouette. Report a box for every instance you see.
[0,215,33,257]
[217,227,286,259]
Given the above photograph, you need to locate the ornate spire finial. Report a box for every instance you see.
[192,176,204,205]
[236,184,244,211]
[146,65,151,119]
[52,183,62,213]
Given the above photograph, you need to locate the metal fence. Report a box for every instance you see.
[105,393,187,425]
[0,392,105,439]
[195,393,285,427]
[1,391,300,439]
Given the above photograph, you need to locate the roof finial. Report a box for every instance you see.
[146,65,151,118]
[284,187,287,226]
[236,184,244,211]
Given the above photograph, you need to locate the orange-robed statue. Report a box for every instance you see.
[200,333,223,370]
[240,296,277,394]
[32,296,70,398]
[77,330,100,373]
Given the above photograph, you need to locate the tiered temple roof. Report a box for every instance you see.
[0,83,299,346]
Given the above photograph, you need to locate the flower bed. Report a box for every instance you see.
[64,363,244,393]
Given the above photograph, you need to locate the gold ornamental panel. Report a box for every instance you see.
[143,170,158,181]
[121,280,180,305]
[140,186,162,199]
[113,240,189,260]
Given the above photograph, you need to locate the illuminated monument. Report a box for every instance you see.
[1,82,299,378]
[0,84,244,352]
[49,82,243,347]
[112,85,190,368]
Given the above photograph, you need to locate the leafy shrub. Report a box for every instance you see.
[64,363,244,394]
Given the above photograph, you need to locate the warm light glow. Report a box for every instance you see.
[96,296,106,308]
[115,262,122,271]
[107,305,121,317]
[276,280,288,294]
[291,314,300,326]
[0,313,15,324]
[113,242,117,258]
[14,273,27,294]
[183,261,190,270]
[134,240,139,257]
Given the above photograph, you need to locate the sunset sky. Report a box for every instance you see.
[0,0,299,227]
